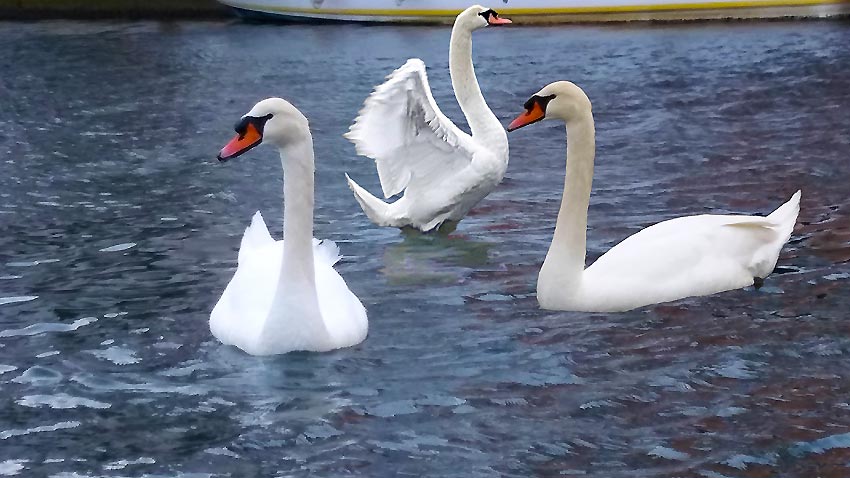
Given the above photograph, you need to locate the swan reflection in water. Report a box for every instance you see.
[380,229,495,286]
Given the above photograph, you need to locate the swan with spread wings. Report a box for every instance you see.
[344,5,511,232]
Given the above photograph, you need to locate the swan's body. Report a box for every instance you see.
[211,98,367,355]
[344,5,510,232]
[508,81,801,312]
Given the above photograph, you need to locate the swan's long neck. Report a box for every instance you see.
[449,25,502,141]
[279,134,316,291]
[541,114,596,291]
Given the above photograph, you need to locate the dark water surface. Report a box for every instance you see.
[1,19,849,477]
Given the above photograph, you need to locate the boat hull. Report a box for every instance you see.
[218,0,850,23]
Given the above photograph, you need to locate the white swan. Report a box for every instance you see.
[344,5,511,233]
[211,98,367,355]
[507,81,801,312]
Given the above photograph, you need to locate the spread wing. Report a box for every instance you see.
[344,58,478,198]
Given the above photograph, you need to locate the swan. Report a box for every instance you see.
[343,5,512,233]
[507,81,801,312]
[210,98,367,355]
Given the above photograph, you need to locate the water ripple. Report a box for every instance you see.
[103,457,155,470]
[0,421,81,440]
[789,432,850,457]
[16,394,111,410]
[0,460,26,476]
[0,317,97,338]
[98,242,137,253]
[87,345,141,365]
[11,366,63,386]
[0,296,38,306]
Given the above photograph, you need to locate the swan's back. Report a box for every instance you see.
[575,191,801,311]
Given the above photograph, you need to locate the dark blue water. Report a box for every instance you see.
[1,19,850,477]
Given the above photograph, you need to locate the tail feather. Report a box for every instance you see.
[345,173,397,227]
[767,190,801,244]
[750,190,801,279]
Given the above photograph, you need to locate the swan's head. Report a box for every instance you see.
[217,97,309,161]
[456,5,512,31]
[507,81,592,132]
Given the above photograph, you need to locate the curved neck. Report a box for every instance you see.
[449,25,500,139]
[279,134,316,290]
[542,114,596,288]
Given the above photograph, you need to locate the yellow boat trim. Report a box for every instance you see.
[228,0,849,16]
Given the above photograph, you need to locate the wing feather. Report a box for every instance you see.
[345,58,477,198]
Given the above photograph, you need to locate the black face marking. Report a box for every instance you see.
[523,94,556,114]
[508,94,557,131]
[478,8,498,21]
[234,113,273,139]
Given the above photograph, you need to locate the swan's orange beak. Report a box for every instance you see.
[507,102,545,132]
[218,123,263,162]
[488,14,512,25]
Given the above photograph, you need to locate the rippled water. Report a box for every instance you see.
[1,19,849,477]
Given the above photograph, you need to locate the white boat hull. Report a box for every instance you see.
[218,0,850,22]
